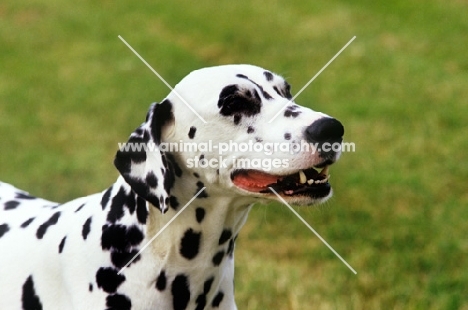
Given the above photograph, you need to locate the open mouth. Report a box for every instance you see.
[231,166,331,198]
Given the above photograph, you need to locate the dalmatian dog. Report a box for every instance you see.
[0,64,344,310]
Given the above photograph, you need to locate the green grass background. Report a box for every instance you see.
[1,0,467,309]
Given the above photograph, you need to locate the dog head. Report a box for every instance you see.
[115,65,344,211]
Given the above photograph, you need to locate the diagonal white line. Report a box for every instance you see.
[118,35,207,124]
[269,187,357,274]
[118,187,206,274]
[268,36,356,123]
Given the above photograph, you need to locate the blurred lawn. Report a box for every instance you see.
[1,0,467,309]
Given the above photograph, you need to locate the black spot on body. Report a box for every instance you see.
[227,239,235,258]
[284,133,291,140]
[15,192,36,200]
[212,250,225,266]
[195,277,214,310]
[0,223,10,238]
[247,126,255,134]
[58,236,66,253]
[101,224,144,251]
[212,291,224,307]
[96,267,126,293]
[106,187,127,223]
[195,181,208,198]
[156,270,167,291]
[106,294,131,310]
[180,229,201,260]
[89,283,93,292]
[193,172,200,178]
[170,196,179,210]
[218,229,232,245]
[75,204,85,213]
[5,200,20,210]
[21,217,35,228]
[195,208,205,223]
[111,250,140,268]
[82,217,92,240]
[136,196,148,224]
[171,274,190,310]
[188,126,197,139]
[36,212,61,239]
[204,277,214,294]
[101,187,112,210]
[22,276,43,310]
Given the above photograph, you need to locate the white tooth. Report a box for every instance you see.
[307,179,315,185]
[299,170,307,184]
[320,166,329,176]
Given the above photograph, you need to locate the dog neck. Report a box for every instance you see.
[111,176,253,307]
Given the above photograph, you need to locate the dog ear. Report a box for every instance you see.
[114,100,176,213]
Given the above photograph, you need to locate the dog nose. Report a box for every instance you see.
[305,118,344,144]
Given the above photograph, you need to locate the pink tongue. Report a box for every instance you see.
[233,171,280,191]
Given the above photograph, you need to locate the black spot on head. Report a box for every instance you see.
[195,208,205,223]
[146,171,158,188]
[218,229,232,245]
[36,212,61,239]
[233,115,241,125]
[180,228,201,260]
[188,126,197,139]
[106,294,131,310]
[171,274,191,310]
[101,187,112,210]
[22,276,43,310]
[82,217,92,240]
[236,74,273,100]
[218,84,262,123]
[15,192,36,200]
[0,223,10,238]
[96,267,126,293]
[247,126,255,134]
[4,200,20,210]
[284,133,291,140]
[264,71,274,81]
[212,250,225,266]
[211,291,225,307]
[156,270,167,291]
[58,236,66,253]
[136,196,148,224]
[151,99,174,145]
[21,217,35,228]
[89,283,93,292]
